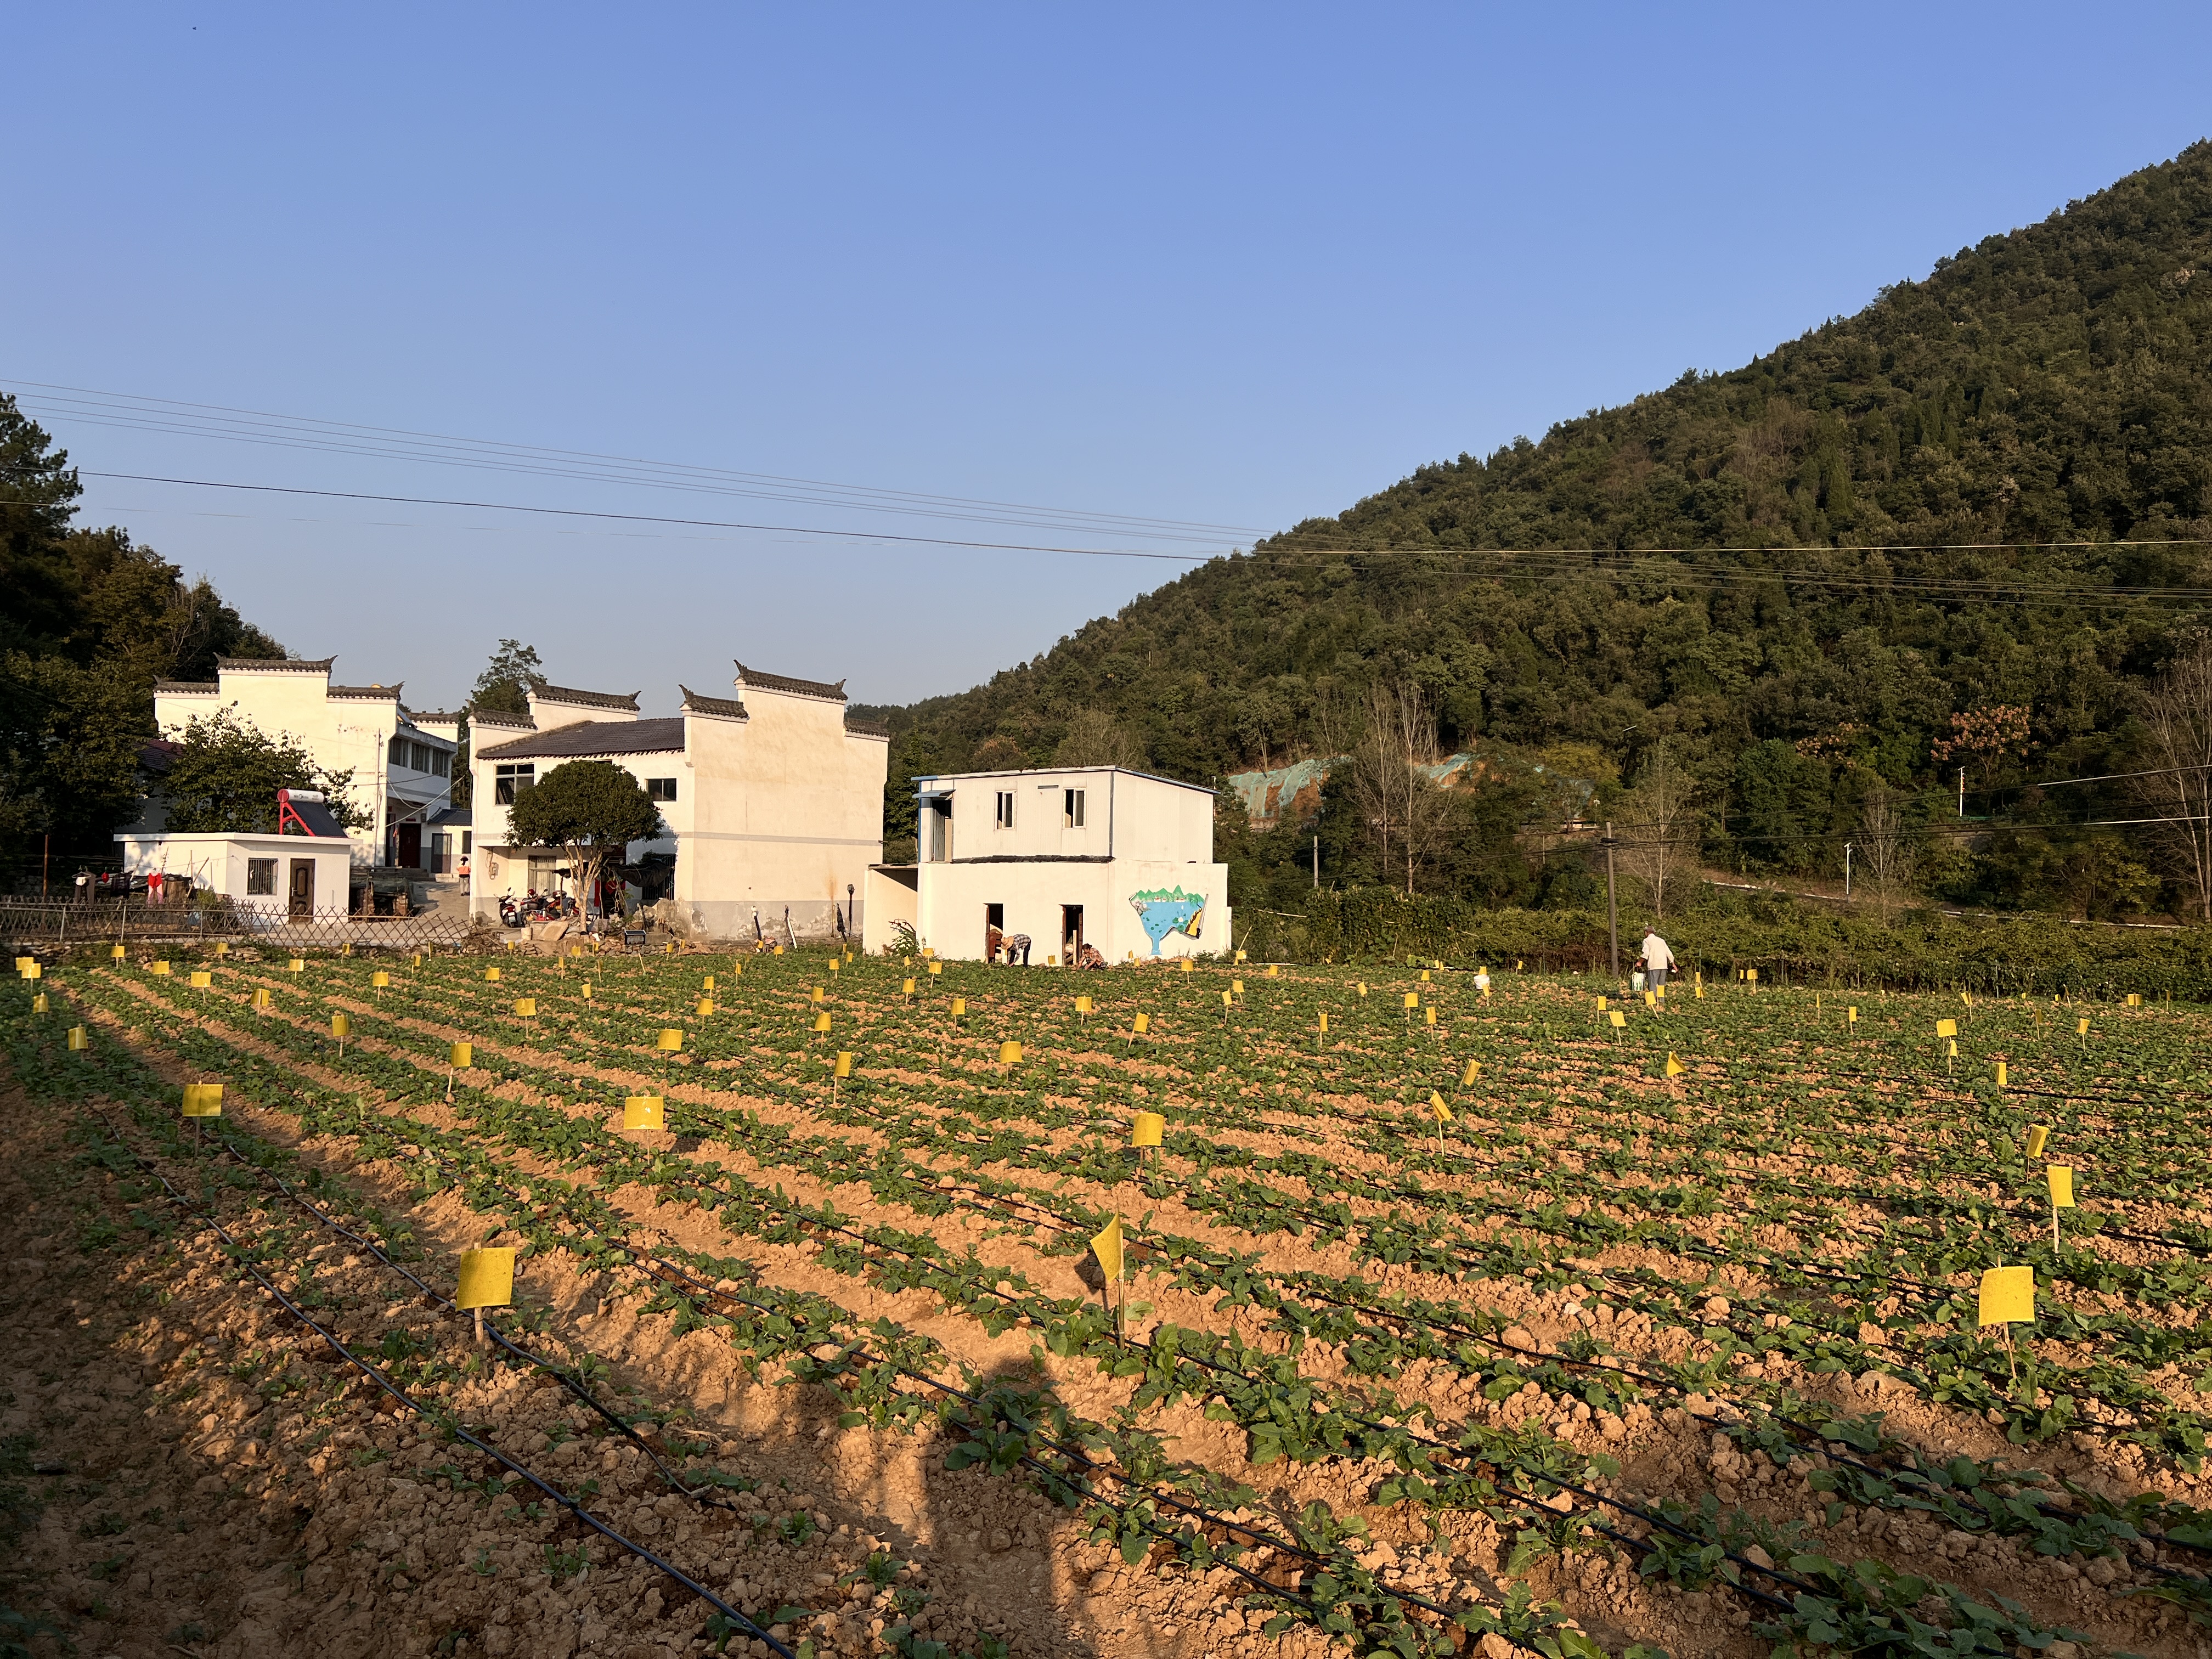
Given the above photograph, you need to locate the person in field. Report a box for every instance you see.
[1639,928,1675,990]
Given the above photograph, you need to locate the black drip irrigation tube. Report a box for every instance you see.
[88,1110,798,1659]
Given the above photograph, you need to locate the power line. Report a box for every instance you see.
[3,379,1263,546]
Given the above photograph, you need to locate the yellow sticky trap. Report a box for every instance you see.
[697,998,715,1017]
[2047,1166,2075,1208]
[2127,992,2142,1007]
[372,971,390,989]
[182,1082,224,1117]
[1595,995,1606,1010]
[773,944,784,955]
[811,986,826,1003]
[951,997,967,1018]
[1977,1265,2034,1327]
[657,1028,684,1052]
[1643,990,1655,1008]
[455,1248,516,1311]
[486,966,501,981]
[450,1042,473,1068]
[702,975,715,991]
[1666,1053,1685,1077]
[903,978,917,995]
[515,998,539,1017]
[623,1095,664,1131]
[30,992,48,1013]
[1131,1012,1149,1035]
[1178,958,1193,973]
[2025,1124,2050,1158]
[151,961,171,976]
[833,1051,853,1079]
[1429,1092,1452,1125]
[927,961,943,976]
[1231,979,1245,995]
[1265,964,1279,979]
[251,988,272,1009]
[111,944,127,961]
[413,953,424,967]
[1424,1006,1437,1026]
[1745,968,1758,983]
[731,962,743,977]
[1234,949,1247,963]
[582,982,592,999]
[1221,990,1233,1008]
[189,970,212,988]
[1609,1010,1627,1029]
[1946,1039,1959,1059]
[1091,1215,1124,1283]
[1075,995,1093,1014]
[1404,992,1419,1009]
[68,1025,88,1051]
[998,1040,1022,1065]
[1460,1057,1480,1086]
[1131,1110,1164,1147]
[331,1014,351,1037]
[1995,1061,2008,1088]
[14,956,29,973]
[1357,983,1367,997]
[1694,984,1703,998]
[1419,969,1430,983]
[2076,1017,2090,1035]
[288,958,304,973]
[812,1011,832,1032]
[1317,1011,1329,1034]
[1847,1007,1858,1024]
[1936,1018,1958,1039]
[1962,990,1973,1007]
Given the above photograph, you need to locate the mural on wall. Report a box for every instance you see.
[1129,885,1205,955]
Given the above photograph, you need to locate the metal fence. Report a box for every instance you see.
[0,896,479,953]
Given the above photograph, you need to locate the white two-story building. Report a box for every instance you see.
[150,656,456,868]
[467,666,887,939]
[864,765,1231,964]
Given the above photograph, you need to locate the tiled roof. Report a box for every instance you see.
[467,709,535,729]
[734,661,847,703]
[476,716,687,760]
[218,656,335,673]
[328,684,402,699]
[529,680,641,713]
[407,709,464,725]
[844,715,890,738]
[679,686,748,719]
[154,680,217,693]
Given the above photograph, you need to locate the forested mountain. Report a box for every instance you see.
[0,394,286,876]
[869,141,2212,921]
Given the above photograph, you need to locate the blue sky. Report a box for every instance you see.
[9,4,2211,710]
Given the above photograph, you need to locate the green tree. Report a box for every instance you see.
[159,708,369,835]
[471,640,544,715]
[504,759,663,915]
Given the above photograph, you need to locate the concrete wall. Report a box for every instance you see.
[910,856,1231,963]
[861,866,919,954]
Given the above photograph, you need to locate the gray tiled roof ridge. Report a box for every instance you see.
[734,661,847,702]
[476,715,687,760]
[216,656,336,672]
[679,685,749,719]
[528,680,642,712]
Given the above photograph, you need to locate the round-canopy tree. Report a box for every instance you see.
[504,759,663,916]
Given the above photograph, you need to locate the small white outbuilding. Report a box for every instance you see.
[865,765,1231,964]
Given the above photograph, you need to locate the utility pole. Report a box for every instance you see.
[1312,833,1319,889]
[1957,766,1966,819]
[1603,820,1620,978]
[1844,842,1854,899]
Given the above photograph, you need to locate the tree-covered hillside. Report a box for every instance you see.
[871,142,2212,921]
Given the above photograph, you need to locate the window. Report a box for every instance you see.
[431,748,450,777]
[430,833,452,874]
[995,791,1015,830]
[387,735,408,766]
[246,857,277,896]
[1064,788,1086,828]
[494,763,534,804]
[647,777,678,802]
[461,831,472,854]
[927,800,950,861]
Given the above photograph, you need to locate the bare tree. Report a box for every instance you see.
[1856,781,1917,924]
[1349,682,1452,895]
[2134,639,2212,919]
[1615,740,1699,918]
[1053,709,1147,769]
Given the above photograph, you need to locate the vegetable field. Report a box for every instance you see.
[12,945,2212,1659]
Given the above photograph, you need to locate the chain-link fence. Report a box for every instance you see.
[0,896,480,953]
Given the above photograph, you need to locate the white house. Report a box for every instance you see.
[115,790,356,918]
[467,665,888,940]
[864,765,1231,964]
[150,657,457,868]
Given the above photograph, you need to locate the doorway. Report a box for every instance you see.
[1062,904,1084,959]
[984,902,1003,958]
[288,859,315,918]
[397,822,422,868]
